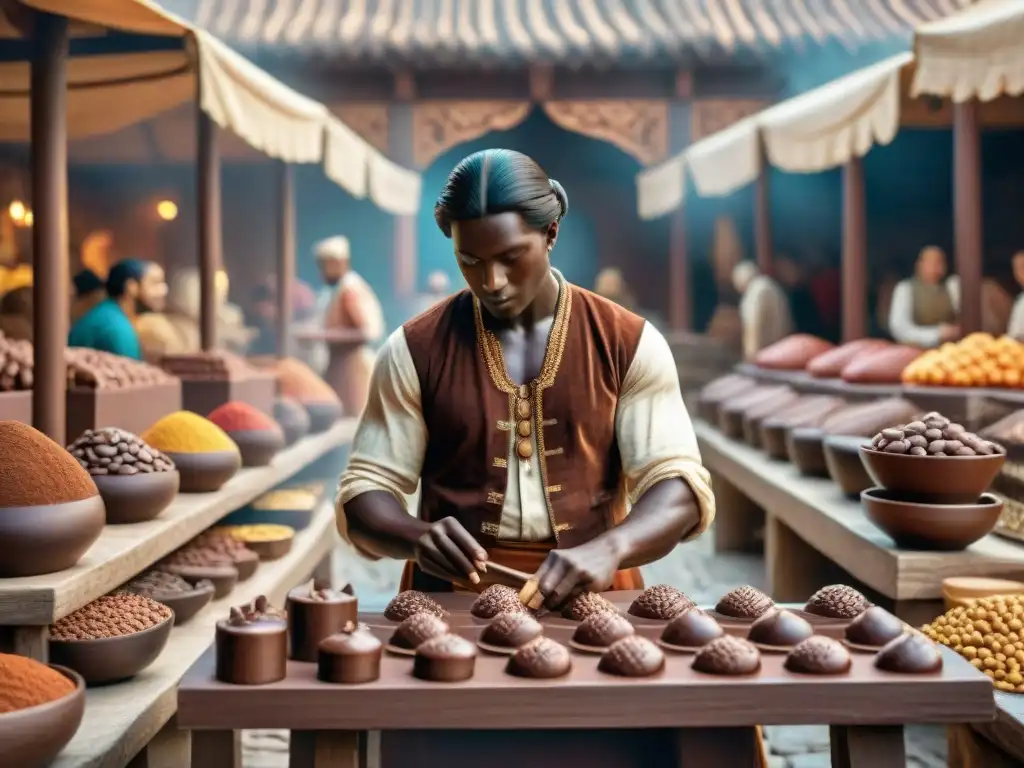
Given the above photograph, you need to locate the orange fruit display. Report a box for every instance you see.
[901,333,1024,388]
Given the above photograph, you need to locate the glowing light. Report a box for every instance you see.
[24,211,33,226]
[7,200,26,223]
[156,200,178,221]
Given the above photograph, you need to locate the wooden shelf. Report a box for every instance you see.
[696,421,1024,602]
[52,502,336,768]
[0,419,354,626]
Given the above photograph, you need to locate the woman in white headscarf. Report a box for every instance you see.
[733,261,794,362]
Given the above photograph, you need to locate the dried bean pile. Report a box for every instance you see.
[67,427,175,476]
[49,594,172,640]
[66,347,175,389]
[160,351,255,380]
[124,570,212,597]
[869,412,1003,457]
[0,333,33,391]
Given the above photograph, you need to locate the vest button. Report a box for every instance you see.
[517,419,531,437]
[516,400,531,419]
[519,384,530,399]
[517,438,534,459]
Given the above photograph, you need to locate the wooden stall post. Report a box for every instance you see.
[390,72,417,300]
[953,101,982,337]
[754,136,773,276]
[668,73,692,332]
[841,156,867,342]
[276,161,295,359]
[196,106,222,351]
[30,10,70,446]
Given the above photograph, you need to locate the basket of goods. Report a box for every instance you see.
[806,339,892,379]
[48,594,174,685]
[67,427,179,524]
[902,333,1024,389]
[0,653,85,765]
[696,374,757,423]
[123,570,215,625]
[268,357,342,432]
[861,412,1005,550]
[753,334,834,371]
[207,401,285,467]
[0,421,105,577]
[978,411,1024,540]
[216,596,289,685]
[718,385,796,440]
[141,411,241,493]
[760,395,846,460]
[273,396,311,446]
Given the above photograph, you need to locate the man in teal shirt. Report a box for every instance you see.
[68,259,167,360]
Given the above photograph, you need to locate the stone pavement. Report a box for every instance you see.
[238,530,947,767]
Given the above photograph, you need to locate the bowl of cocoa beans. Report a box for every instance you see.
[860,411,1005,504]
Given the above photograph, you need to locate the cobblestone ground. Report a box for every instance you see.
[239,530,947,767]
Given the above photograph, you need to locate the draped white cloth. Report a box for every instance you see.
[636,154,685,221]
[685,117,761,198]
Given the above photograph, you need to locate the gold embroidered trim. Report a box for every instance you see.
[544,447,563,457]
[497,420,512,431]
[546,485,562,493]
[486,491,504,505]
[480,522,500,536]
[554,522,573,533]
[542,418,557,426]
[492,457,508,468]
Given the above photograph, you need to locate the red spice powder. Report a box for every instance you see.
[207,402,279,433]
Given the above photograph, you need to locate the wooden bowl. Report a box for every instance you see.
[91,470,179,524]
[228,429,285,468]
[49,614,174,686]
[861,487,1003,551]
[163,564,239,599]
[146,582,215,626]
[942,577,1024,611]
[0,665,85,766]
[165,450,241,493]
[760,419,791,460]
[0,495,105,577]
[823,435,873,498]
[787,428,830,478]
[304,401,343,433]
[860,446,1006,504]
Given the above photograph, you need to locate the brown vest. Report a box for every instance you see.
[911,278,956,327]
[403,280,646,557]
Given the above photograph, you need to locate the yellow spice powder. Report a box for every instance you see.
[141,411,239,454]
[224,524,295,542]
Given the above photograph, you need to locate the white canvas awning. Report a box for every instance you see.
[636,154,685,221]
[685,116,761,199]
[912,0,1024,102]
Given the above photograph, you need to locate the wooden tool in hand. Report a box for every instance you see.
[472,560,546,611]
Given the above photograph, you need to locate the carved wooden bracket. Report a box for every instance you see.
[331,104,390,153]
[412,101,533,168]
[691,99,768,142]
[540,100,669,167]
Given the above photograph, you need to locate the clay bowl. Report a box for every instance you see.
[147,582,215,626]
[165,450,241,493]
[861,487,1003,551]
[273,400,311,446]
[304,401,343,433]
[0,665,85,766]
[91,470,180,524]
[824,435,873,498]
[0,495,105,577]
[228,429,285,468]
[164,564,239,599]
[860,446,1006,504]
[787,428,830,478]
[241,531,295,561]
[718,405,746,439]
[760,419,791,460]
[231,549,260,581]
[742,414,765,448]
[49,614,174,685]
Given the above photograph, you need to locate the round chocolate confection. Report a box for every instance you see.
[692,636,762,676]
[804,585,871,620]
[748,609,813,648]
[715,586,775,620]
[628,584,695,620]
[874,633,943,674]
[389,612,449,650]
[506,637,572,679]
[784,636,852,675]
[413,634,478,682]
[479,612,544,649]
[573,611,636,648]
[562,591,618,621]
[384,590,447,622]
[845,606,905,648]
[598,635,665,678]
[660,609,724,649]
[470,584,527,619]
[317,625,383,684]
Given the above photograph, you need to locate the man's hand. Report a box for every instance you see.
[534,537,621,610]
[413,517,488,585]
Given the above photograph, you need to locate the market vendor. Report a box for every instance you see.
[888,245,959,347]
[68,258,167,360]
[733,261,794,361]
[337,148,715,603]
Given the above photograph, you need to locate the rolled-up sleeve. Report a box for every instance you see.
[336,328,426,549]
[615,322,715,541]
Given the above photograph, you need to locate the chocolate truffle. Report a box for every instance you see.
[572,611,636,648]
[479,612,544,649]
[660,609,724,649]
[389,612,449,650]
[598,636,666,678]
[384,590,447,622]
[317,622,383,684]
[748,609,814,648]
[804,585,871,620]
[470,584,527,619]
[628,584,695,620]
[413,634,478,682]
[845,606,905,648]
[715,586,775,619]
[784,636,852,675]
[506,637,572,679]
[562,591,617,621]
[874,633,943,674]
[692,636,762,676]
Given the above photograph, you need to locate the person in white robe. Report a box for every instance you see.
[733,261,794,362]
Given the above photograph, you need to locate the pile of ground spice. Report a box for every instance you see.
[0,652,76,713]
[49,594,172,641]
[124,570,213,597]
[0,421,97,508]
[141,411,238,455]
[272,358,340,405]
[207,401,281,434]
